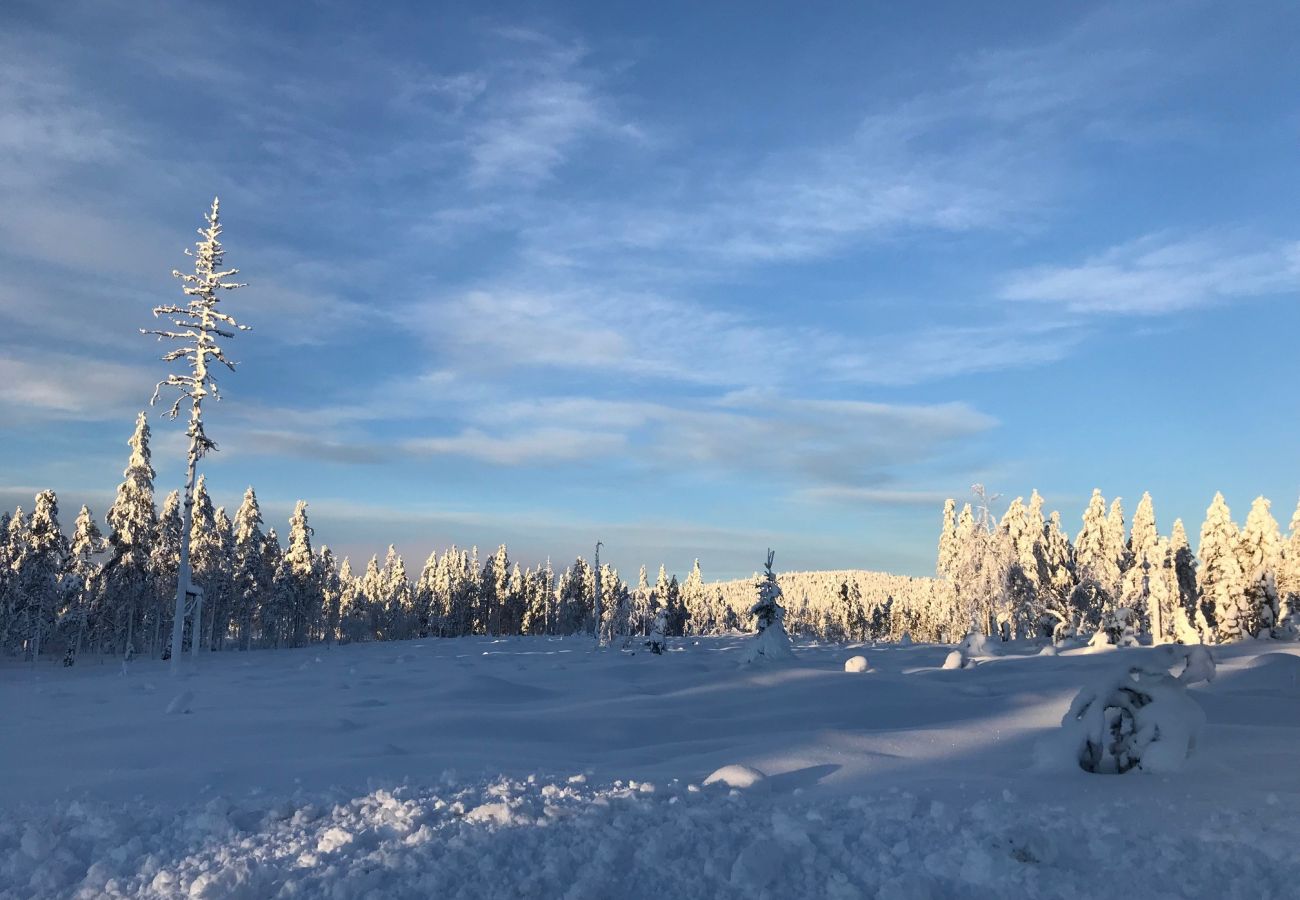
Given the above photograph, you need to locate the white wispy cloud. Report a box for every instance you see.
[1001,233,1300,315]
[0,352,156,420]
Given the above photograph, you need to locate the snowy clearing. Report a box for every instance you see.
[3,636,1299,898]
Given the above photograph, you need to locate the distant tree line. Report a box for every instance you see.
[934,485,1300,645]
[5,416,1298,663]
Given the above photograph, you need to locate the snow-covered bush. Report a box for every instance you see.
[941,649,968,670]
[647,608,667,655]
[959,628,990,656]
[742,550,794,664]
[1040,647,1215,775]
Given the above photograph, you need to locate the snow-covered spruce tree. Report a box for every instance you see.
[317,547,341,644]
[143,197,249,672]
[1120,493,1159,634]
[680,559,709,635]
[207,506,235,650]
[1169,518,1204,638]
[743,550,794,663]
[151,491,182,657]
[1198,493,1249,641]
[484,544,510,637]
[0,510,14,653]
[1074,490,1118,634]
[1039,510,1079,639]
[1238,496,1282,637]
[507,562,526,636]
[1047,645,1215,775]
[1106,498,1132,588]
[1278,498,1300,635]
[15,491,68,660]
[381,546,412,640]
[231,487,264,650]
[936,498,958,580]
[62,505,106,662]
[187,476,224,654]
[336,558,367,644]
[102,412,158,657]
[285,501,318,647]
[260,529,287,646]
[413,550,439,638]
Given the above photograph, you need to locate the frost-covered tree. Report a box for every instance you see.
[1198,493,1249,641]
[259,529,287,646]
[1278,498,1300,633]
[1106,497,1132,590]
[0,510,17,652]
[1121,493,1159,631]
[1169,519,1202,634]
[744,550,793,663]
[936,498,958,580]
[187,476,224,654]
[337,558,368,644]
[231,487,264,650]
[1238,496,1282,636]
[143,197,249,671]
[483,544,510,636]
[14,491,68,660]
[1039,511,1078,634]
[317,547,341,644]
[151,491,182,657]
[62,505,106,661]
[102,412,158,657]
[381,546,413,640]
[1076,490,1113,585]
[285,501,318,647]
[557,557,592,635]
[680,559,709,634]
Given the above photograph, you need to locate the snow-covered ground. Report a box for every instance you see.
[3,636,1299,898]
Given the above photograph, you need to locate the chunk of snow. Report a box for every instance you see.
[942,650,966,670]
[844,655,869,673]
[165,690,194,715]
[703,764,768,790]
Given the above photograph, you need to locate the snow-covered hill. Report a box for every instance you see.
[3,636,1299,898]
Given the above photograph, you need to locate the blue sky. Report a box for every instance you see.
[2,0,1298,580]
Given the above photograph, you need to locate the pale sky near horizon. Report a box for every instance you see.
[2,0,1298,581]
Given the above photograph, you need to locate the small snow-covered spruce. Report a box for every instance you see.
[142,197,249,672]
[743,550,794,663]
[646,607,668,655]
[1046,646,1216,775]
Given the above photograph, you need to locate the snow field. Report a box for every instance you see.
[3,635,1300,898]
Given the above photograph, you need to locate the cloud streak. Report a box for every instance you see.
[1001,233,1300,315]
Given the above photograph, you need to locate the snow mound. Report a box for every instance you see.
[1218,651,1300,694]
[942,649,967,670]
[844,655,869,673]
[1038,645,1059,657]
[703,764,768,790]
[742,626,795,665]
[164,690,194,715]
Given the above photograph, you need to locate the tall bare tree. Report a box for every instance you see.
[143,197,249,672]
